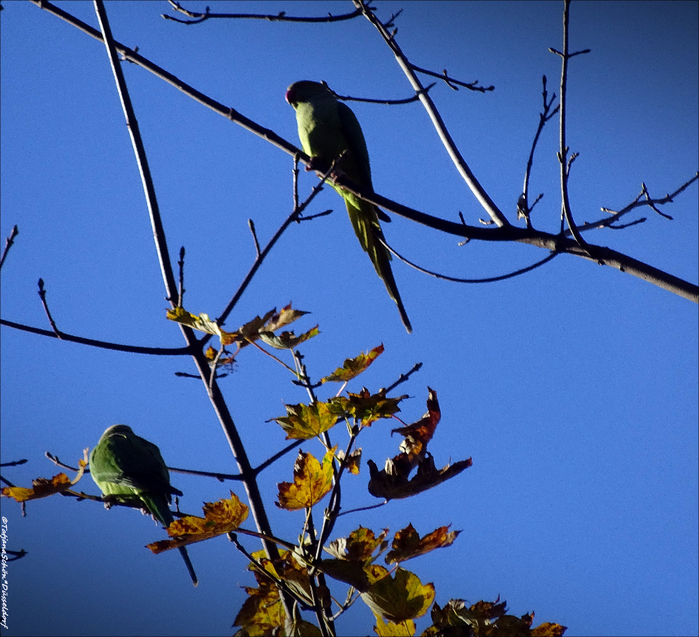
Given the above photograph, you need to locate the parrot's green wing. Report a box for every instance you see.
[286,81,412,333]
[90,424,198,586]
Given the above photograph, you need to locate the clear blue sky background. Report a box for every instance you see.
[1,1,697,636]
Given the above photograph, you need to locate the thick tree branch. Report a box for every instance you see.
[91,2,293,619]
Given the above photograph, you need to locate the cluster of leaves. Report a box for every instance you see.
[2,305,566,636]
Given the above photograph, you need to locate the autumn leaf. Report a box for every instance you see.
[167,304,311,351]
[147,492,249,553]
[258,325,319,350]
[1,451,87,502]
[276,448,335,511]
[325,526,390,563]
[532,621,568,636]
[391,387,440,464]
[426,598,566,636]
[385,524,460,564]
[166,307,238,345]
[373,615,415,636]
[367,455,472,501]
[361,567,435,623]
[263,304,310,332]
[329,388,407,426]
[321,527,390,591]
[233,576,285,636]
[321,344,385,383]
[248,549,316,608]
[271,401,338,440]
[337,448,362,475]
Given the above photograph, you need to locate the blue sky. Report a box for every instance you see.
[1,1,697,636]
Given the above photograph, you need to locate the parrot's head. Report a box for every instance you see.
[286,81,334,108]
[98,423,134,441]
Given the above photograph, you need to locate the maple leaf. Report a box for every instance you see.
[258,325,319,350]
[233,576,285,636]
[361,567,435,623]
[385,523,461,564]
[276,448,335,511]
[147,492,249,553]
[321,527,390,591]
[1,451,87,502]
[166,307,239,345]
[329,388,407,426]
[321,344,384,383]
[271,401,338,440]
[367,454,472,501]
[391,386,440,466]
[373,615,415,636]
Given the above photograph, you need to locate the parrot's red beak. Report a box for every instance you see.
[285,88,295,105]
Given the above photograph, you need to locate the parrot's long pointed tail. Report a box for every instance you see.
[375,249,413,334]
[347,201,412,333]
[179,546,199,587]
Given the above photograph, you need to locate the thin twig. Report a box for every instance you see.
[0,225,19,270]
[520,75,559,229]
[37,279,62,338]
[551,0,591,248]
[177,246,185,307]
[330,82,437,105]
[248,219,261,257]
[376,235,560,284]
[0,318,192,355]
[410,64,494,93]
[168,465,245,481]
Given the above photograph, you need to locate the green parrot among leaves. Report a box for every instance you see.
[286,80,412,333]
[90,424,198,587]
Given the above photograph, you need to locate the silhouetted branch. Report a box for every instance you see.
[520,75,559,229]
[164,0,364,25]
[0,318,192,354]
[410,64,494,93]
[37,278,62,338]
[551,0,591,249]
[378,233,560,283]
[0,224,19,270]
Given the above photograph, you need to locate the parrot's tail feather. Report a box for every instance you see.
[179,546,199,587]
[347,200,412,334]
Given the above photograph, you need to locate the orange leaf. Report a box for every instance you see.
[147,492,248,554]
[276,448,335,511]
[1,452,87,502]
[391,387,440,462]
[385,524,460,564]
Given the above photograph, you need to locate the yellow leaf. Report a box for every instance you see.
[233,578,285,635]
[321,344,384,383]
[147,492,248,554]
[361,567,435,623]
[373,615,415,636]
[271,401,338,440]
[276,448,335,511]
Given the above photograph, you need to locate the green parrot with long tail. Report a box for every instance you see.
[90,424,198,587]
[286,80,412,333]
